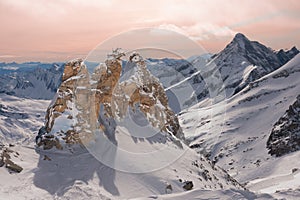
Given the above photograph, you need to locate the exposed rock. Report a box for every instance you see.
[0,158,4,167]
[276,46,299,66]
[182,181,193,190]
[267,95,300,156]
[112,52,184,139]
[165,183,173,194]
[5,159,23,173]
[292,168,299,173]
[37,49,184,150]
[43,155,52,161]
[0,147,23,173]
[38,137,63,150]
[35,58,95,150]
[92,49,124,134]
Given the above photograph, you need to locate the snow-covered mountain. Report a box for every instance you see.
[180,54,300,196]
[1,33,299,199]
[0,63,63,99]
[146,33,298,112]
[0,62,63,74]
[0,50,256,200]
[211,33,299,97]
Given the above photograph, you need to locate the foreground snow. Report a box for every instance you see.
[0,141,245,200]
[0,94,246,200]
[133,189,274,200]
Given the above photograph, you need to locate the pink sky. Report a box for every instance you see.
[0,0,299,62]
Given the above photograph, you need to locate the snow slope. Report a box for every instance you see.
[0,142,271,200]
[133,188,274,200]
[0,95,246,199]
[180,54,300,195]
[0,94,49,144]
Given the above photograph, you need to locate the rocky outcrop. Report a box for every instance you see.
[92,49,124,134]
[36,59,91,149]
[111,52,183,139]
[37,49,183,150]
[0,145,23,173]
[267,95,300,156]
[276,46,299,66]
[183,181,193,190]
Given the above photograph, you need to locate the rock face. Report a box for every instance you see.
[112,52,183,139]
[276,46,299,66]
[267,95,300,157]
[36,59,91,149]
[37,49,183,150]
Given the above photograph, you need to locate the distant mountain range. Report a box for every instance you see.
[0,34,298,104]
[0,63,63,99]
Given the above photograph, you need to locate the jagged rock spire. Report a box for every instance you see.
[37,49,184,150]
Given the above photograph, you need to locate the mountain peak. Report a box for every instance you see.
[231,33,251,49]
[291,46,297,50]
[233,33,249,42]
[219,33,253,53]
[290,46,299,53]
[213,32,298,98]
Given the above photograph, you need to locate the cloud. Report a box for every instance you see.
[0,0,113,17]
[1,0,66,17]
[158,23,236,41]
[0,55,20,58]
[156,24,187,36]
